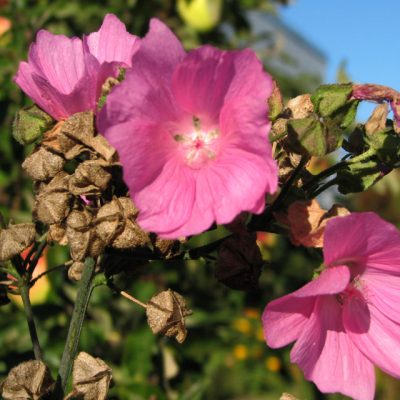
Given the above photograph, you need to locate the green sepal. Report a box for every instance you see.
[337,158,383,194]
[311,83,353,118]
[12,105,54,145]
[287,115,342,157]
[365,129,400,166]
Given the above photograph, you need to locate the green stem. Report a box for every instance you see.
[53,257,96,399]
[19,280,43,360]
[302,161,346,193]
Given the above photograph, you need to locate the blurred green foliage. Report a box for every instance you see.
[1,1,399,399]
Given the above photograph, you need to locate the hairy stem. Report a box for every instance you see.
[19,279,43,360]
[53,257,96,399]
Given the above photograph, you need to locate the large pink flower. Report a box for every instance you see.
[262,212,400,400]
[98,19,278,238]
[15,14,140,120]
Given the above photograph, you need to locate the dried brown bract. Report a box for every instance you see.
[0,360,54,399]
[0,223,35,261]
[146,289,192,343]
[365,103,388,135]
[65,352,112,400]
[278,199,350,248]
[287,94,314,119]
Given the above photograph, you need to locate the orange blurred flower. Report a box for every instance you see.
[0,16,11,36]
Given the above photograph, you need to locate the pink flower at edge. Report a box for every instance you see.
[14,14,140,121]
[97,19,278,239]
[262,212,400,400]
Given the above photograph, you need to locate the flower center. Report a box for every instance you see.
[335,274,365,306]
[174,116,220,169]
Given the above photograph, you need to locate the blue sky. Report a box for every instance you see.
[280,0,400,91]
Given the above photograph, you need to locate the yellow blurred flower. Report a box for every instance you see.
[256,326,265,342]
[265,356,281,372]
[243,307,260,320]
[233,317,252,335]
[177,0,222,32]
[233,344,248,360]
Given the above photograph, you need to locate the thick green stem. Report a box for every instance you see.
[19,280,43,360]
[53,257,96,399]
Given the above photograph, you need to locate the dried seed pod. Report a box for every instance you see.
[66,210,105,261]
[22,146,65,182]
[153,237,181,259]
[95,200,124,245]
[287,94,314,119]
[34,172,71,225]
[69,160,112,196]
[146,289,192,343]
[0,223,35,261]
[68,261,85,281]
[112,198,148,249]
[47,223,68,245]
[65,352,112,400]
[66,210,92,261]
[61,111,117,161]
[0,360,54,399]
[215,232,263,291]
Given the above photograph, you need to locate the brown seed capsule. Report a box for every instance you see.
[146,289,192,343]
[0,360,54,399]
[34,172,71,225]
[153,237,181,259]
[66,210,105,261]
[68,261,85,281]
[215,232,263,291]
[65,352,112,400]
[0,223,36,261]
[47,223,68,245]
[69,160,112,196]
[22,146,65,182]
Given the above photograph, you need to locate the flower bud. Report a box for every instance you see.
[12,105,54,145]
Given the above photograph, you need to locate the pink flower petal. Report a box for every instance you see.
[363,270,400,323]
[324,212,400,273]
[131,18,185,84]
[28,30,86,95]
[344,295,400,378]
[201,148,277,224]
[172,46,238,123]
[291,296,375,400]
[262,295,315,348]
[292,265,350,298]
[135,157,196,235]
[84,14,140,66]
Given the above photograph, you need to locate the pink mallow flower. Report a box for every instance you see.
[262,212,400,400]
[97,19,278,239]
[14,14,139,120]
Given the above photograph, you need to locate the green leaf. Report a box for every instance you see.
[311,83,353,118]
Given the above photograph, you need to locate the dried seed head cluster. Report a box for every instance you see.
[21,110,179,279]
